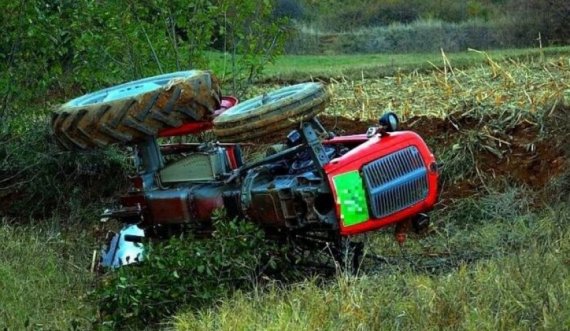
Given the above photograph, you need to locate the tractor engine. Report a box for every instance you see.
[225,160,338,229]
[118,142,234,228]
[117,139,341,231]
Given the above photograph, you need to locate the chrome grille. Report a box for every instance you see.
[362,146,428,218]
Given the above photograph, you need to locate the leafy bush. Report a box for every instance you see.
[298,0,500,32]
[504,0,570,45]
[0,0,288,120]
[95,217,279,328]
[274,0,305,20]
[0,0,289,135]
[0,122,129,219]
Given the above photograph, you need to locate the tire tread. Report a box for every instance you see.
[51,71,220,150]
[213,83,328,142]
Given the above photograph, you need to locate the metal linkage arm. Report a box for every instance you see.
[301,121,330,170]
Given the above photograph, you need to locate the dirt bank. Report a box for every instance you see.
[316,111,568,200]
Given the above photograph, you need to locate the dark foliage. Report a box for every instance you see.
[0,123,129,219]
[95,217,280,328]
[274,0,305,20]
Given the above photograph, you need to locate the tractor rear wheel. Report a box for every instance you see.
[51,70,221,150]
[213,82,329,142]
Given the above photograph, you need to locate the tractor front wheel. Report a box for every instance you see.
[213,82,329,142]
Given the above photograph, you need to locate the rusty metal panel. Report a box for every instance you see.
[248,193,285,227]
[146,190,192,224]
[190,184,226,221]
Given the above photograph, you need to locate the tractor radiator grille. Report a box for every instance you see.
[362,146,428,218]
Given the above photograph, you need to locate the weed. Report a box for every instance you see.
[0,122,130,220]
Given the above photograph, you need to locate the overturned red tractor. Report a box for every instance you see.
[51,71,439,268]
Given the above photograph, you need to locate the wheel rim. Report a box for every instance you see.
[219,83,316,118]
[65,70,203,107]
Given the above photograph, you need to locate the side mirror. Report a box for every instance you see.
[379,112,399,132]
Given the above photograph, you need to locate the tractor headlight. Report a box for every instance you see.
[379,112,399,132]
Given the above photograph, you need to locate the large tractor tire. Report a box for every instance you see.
[213,82,329,142]
[51,71,221,150]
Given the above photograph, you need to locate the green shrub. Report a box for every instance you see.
[298,0,498,32]
[504,0,570,46]
[95,217,279,328]
[0,121,129,219]
[274,0,305,20]
[0,0,288,124]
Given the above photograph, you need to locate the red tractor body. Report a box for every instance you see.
[324,132,438,235]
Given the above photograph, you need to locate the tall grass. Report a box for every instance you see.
[0,222,95,329]
[175,250,570,330]
[173,193,570,330]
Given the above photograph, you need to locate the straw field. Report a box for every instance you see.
[257,50,570,121]
[327,53,568,120]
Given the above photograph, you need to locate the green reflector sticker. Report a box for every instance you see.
[332,171,369,226]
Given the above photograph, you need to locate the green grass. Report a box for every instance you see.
[259,46,570,81]
[174,250,570,330]
[0,221,95,330]
[173,191,570,330]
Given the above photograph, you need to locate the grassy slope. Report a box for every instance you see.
[174,194,570,330]
[0,223,95,330]
[260,46,570,81]
[180,249,569,330]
